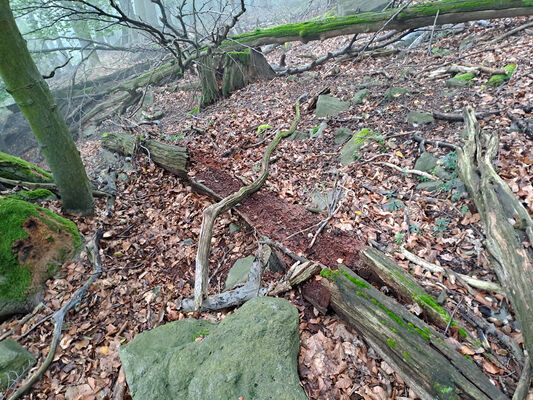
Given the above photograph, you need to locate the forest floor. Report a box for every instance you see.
[2,15,533,400]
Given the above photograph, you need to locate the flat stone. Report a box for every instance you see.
[120,297,307,400]
[434,166,452,180]
[445,78,469,88]
[417,180,443,192]
[339,129,375,166]
[224,256,255,290]
[229,223,241,233]
[383,87,409,102]
[0,339,36,389]
[315,95,350,118]
[352,89,370,105]
[407,111,434,125]
[286,130,308,140]
[335,127,352,144]
[414,152,438,172]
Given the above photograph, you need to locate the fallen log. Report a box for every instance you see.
[100,132,188,177]
[457,106,533,367]
[228,0,533,48]
[318,265,507,400]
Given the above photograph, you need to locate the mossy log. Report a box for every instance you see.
[228,0,533,48]
[319,266,507,400]
[0,151,53,183]
[457,107,533,368]
[100,132,188,177]
[360,247,469,334]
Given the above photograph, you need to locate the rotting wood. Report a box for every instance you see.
[101,132,188,177]
[191,98,302,311]
[8,230,103,400]
[0,176,111,198]
[269,261,322,296]
[319,265,507,400]
[457,106,533,367]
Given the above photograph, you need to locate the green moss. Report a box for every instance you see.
[0,151,53,183]
[226,49,250,64]
[387,338,397,348]
[453,72,475,81]
[320,268,339,280]
[193,329,210,341]
[0,198,82,301]
[340,270,370,289]
[487,63,516,86]
[433,382,458,400]
[11,189,56,202]
[457,328,467,338]
[402,351,412,360]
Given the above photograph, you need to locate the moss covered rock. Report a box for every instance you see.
[0,198,82,318]
[0,338,36,389]
[10,189,57,203]
[487,63,516,87]
[119,297,307,400]
[0,152,53,183]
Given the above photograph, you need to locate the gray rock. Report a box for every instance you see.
[0,339,36,389]
[417,180,443,192]
[433,166,452,180]
[286,130,308,140]
[445,78,469,88]
[414,152,438,172]
[224,256,255,290]
[335,127,352,144]
[229,223,241,233]
[339,129,375,166]
[310,121,328,138]
[260,245,285,273]
[383,87,409,103]
[180,238,195,246]
[352,89,370,105]
[406,111,434,125]
[120,297,306,400]
[315,95,350,118]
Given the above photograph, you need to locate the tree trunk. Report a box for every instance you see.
[0,0,94,215]
[318,266,507,400]
[228,0,533,48]
[198,55,221,107]
[457,106,533,368]
[100,133,188,177]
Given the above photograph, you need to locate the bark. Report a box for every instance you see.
[222,49,275,97]
[100,133,188,177]
[457,106,533,368]
[319,265,507,400]
[198,54,221,107]
[0,0,94,215]
[228,0,533,48]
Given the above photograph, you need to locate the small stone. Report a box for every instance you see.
[406,111,434,125]
[335,127,352,144]
[352,89,370,105]
[180,238,195,246]
[414,152,438,172]
[315,95,350,118]
[416,180,443,192]
[383,87,409,102]
[229,223,241,233]
[224,256,255,289]
[445,78,469,88]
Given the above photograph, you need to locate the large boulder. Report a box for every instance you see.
[120,297,307,400]
[0,339,36,389]
[0,198,82,319]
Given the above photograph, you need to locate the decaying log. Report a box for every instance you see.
[101,132,188,177]
[319,265,507,400]
[191,99,302,310]
[457,106,533,367]
[269,261,322,296]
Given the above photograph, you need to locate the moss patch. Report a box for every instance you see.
[453,72,475,81]
[487,63,516,87]
[11,189,57,202]
[0,152,53,183]
[0,198,82,304]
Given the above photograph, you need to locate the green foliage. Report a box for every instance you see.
[395,233,405,246]
[189,106,200,115]
[487,63,516,86]
[440,151,457,171]
[433,218,449,236]
[193,329,210,341]
[461,205,469,214]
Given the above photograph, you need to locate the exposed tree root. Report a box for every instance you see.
[191,97,303,310]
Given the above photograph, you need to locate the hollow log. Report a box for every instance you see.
[100,132,188,177]
[318,266,507,400]
[457,106,533,367]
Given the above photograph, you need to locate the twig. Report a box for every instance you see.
[370,161,438,180]
[443,296,463,335]
[427,10,439,55]
[260,237,308,263]
[491,19,533,43]
[413,135,456,150]
[8,230,103,400]
[0,303,44,341]
[512,356,531,400]
[111,367,127,400]
[399,247,503,293]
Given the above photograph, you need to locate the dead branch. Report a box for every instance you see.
[0,177,111,197]
[191,98,302,310]
[490,19,533,43]
[457,106,533,366]
[399,246,503,292]
[8,230,103,400]
[512,356,531,400]
[432,109,501,122]
[370,161,439,180]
